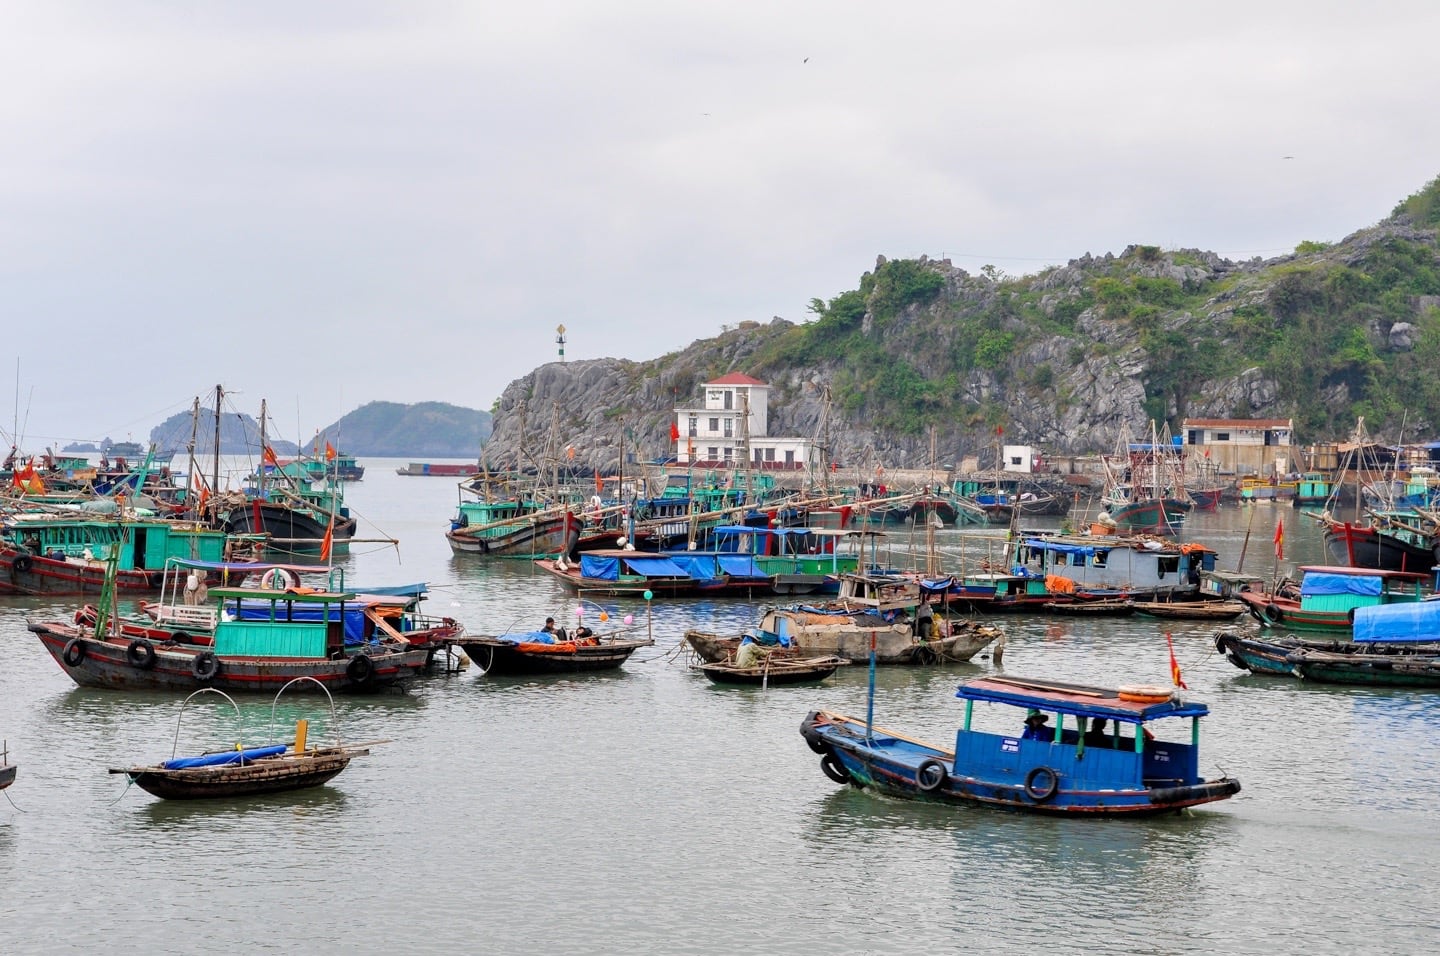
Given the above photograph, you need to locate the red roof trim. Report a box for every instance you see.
[705,373,767,386]
[1182,418,1293,428]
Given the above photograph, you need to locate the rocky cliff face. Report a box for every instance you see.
[480,212,1440,473]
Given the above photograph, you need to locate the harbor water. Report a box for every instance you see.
[2,465,1438,954]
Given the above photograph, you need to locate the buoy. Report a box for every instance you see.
[992,633,1006,667]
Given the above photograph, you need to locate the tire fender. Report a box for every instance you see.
[1024,765,1060,802]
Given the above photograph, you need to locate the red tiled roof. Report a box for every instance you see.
[1182,418,1292,428]
[705,373,767,386]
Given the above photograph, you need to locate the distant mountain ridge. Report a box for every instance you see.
[68,401,493,458]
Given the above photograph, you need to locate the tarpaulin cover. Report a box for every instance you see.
[669,555,720,580]
[622,556,688,577]
[497,630,554,645]
[162,744,288,770]
[1353,601,1440,643]
[1024,538,1096,557]
[1300,572,1382,597]
[718,556,765,578]
[580,555,620,580]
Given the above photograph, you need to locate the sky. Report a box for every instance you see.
[3,1,1439,450]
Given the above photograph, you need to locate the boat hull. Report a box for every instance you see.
[1215,629,1440,686]
[120,749,358,799]
[28,622,431,693]
[0,550,163,596]
[698,658,843,685]
[800,711,1239,816]
[1322,522,1435,573]
[458,638,652,675]
[684,621,1000,666]
[219,503,356,555]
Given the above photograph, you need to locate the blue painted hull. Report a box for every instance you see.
[800,711,1239,816]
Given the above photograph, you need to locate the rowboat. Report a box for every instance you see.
[800,674,1240,815]
[108,682,379,800]
[697,655,848,686]
[458,629,654,675]
[1132,600,1246,621]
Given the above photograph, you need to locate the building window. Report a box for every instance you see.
[709,418,720,433]
[723,447,733,461]
[723,419,733,437]
[688,416,697,437]
[765,448,775,461]
[1215,432,1230,442]
[723,390,733,410]
[707,447,718,460]
[785,450,795,465]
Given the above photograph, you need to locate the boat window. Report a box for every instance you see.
[1092,551,1108,567]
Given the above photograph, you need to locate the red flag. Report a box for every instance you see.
[1273,518,1284,561]
[669,421,680,442]
[1165,632,1188,689]
[262,445,278,466]
[996,425,1004,436]
[325,442,337,462]
[595,472,603,494]
[320,511,335,562]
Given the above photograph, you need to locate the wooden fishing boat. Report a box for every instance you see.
[1132,600,1246,621]
[1238,565,1427,631]
[29,571,445,693]
[800,674,1241,815]
[698,655,847,686]
[109,683,377,799]
[1043,599,1135,616]
[1216,601,1440,687]
[458,630,654,675]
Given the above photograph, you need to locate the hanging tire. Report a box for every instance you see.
[126,639,157,670]
[346,653,375,685]
[820,752,851,785]
[63,638,87,667]
[916,759,947,793]
[192,652,220,682]
[170,631,193,645]
[1346,607,1358,625]
[1264,602,1282,624]
[1024,766,1060,802]
[12,554,33,574]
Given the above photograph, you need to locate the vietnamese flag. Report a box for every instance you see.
[1274,518,1284,561]
[1165,632,1188,689]
[669,421,680,442]
[325,442,337,462]
[320,511,335,562]
[262,445,278,466]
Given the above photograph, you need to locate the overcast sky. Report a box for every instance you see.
[4,1,1438,449]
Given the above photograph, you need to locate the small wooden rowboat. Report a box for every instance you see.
[1132,600,1246,621]
[109,680,380,800]
[1043,599,1135,616]
[0,739,15,791]
[698,656,848,686]
[458,631,655,675]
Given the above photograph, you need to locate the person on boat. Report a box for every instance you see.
[915,599,935,639]
[541,617,556,634]
[1021,710,1051,741]
[1083,717,1110,749]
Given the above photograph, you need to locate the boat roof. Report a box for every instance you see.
[210,587,363,604]
[164,557,330,574]
[1300,565,1428,581]
[956,675,1209,723]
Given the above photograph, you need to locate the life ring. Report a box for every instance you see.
[191,652,220,682]
[820,752,851,785]
[13,554,33,574]
[1117,684,1174,703]
[346,653,376,685]
[63,638,87,667]
[1024,765,1060,802]
[916,759,947,793]
[126,639,157,670]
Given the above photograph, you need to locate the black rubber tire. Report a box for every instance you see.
[126,639,157,670]
[1024,765,1060,802]
[346,653,375,685]
[13,554,33,574]
[1346,607,1358,625]
[171,631,193,645]
[192,652,220,682]
[63,638,86,667]
[916,759,947,793]
[1264,602,1283,624]
[820,752,851,785]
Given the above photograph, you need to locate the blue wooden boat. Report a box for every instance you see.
[800,674,1240,815]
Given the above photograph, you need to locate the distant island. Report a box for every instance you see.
[61,401,493,458]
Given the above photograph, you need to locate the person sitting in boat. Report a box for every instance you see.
[541,617,556,634]
[1084,717,1111,749]
[734,636,772,669]
[1021,710,1052,742]
[915,599,936,639]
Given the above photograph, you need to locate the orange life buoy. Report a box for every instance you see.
[1117,684,1174,704]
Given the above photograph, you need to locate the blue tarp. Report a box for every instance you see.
[1024,538,1096,557]
[1301,572,1383,598]
[580,555,620,580]
[718,555,765,578]
[623,556,689,577]
[496,630,555,645]
[162,744,288,770]
[669,555,721,580]
[1353,601,1440,643]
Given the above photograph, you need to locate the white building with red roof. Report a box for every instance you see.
[673,373,815,469]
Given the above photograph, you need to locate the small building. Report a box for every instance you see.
[673,373,815,469]
[1001,444,1034,474]
[1182,418,1294,477]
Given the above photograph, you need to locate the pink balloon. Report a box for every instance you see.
[623,614,634,625]
[575,607,585,619]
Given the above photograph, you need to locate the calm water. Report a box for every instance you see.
[2,467,1437,954]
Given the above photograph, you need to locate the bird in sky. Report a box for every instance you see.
[803,57,809,63]
[1283,155,1294,159]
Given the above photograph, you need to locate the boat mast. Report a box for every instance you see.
[211,384,222,496]
[187,396,201,520]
